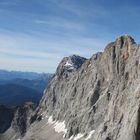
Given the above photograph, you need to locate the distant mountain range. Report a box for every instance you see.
[0,70,53,107]
[0,69,51,80]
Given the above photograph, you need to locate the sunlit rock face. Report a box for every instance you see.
[1,35,140,140]
[38,35,140,140]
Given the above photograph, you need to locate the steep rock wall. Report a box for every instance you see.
[34,35,140,140]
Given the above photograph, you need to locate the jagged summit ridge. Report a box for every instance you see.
[99,35,139,80]
[65,54,87,69]
[116,35,136,45]
[105,35,136,50]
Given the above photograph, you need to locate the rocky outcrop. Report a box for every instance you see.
[0,102,36,140]
[11,102,36,136]
[55,55,87,78]
[1,35,140,140]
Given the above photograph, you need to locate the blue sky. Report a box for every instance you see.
[0,0,140,73]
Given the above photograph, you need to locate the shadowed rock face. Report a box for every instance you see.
[11,102,36,137]
[0,102,36,140]
[1,35,140,140]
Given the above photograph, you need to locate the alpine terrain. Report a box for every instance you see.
[0,35,140,140]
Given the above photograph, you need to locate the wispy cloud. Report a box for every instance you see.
[34,18,86,32]
[1,0,140,72]
[0,29,107,72]
[46,0,108,17]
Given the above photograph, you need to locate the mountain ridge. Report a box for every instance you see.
[0,71,53,107]
[1,35,140,140]
[0,69,52,80]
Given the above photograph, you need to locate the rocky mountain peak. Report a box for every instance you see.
[55,55,87,78]
[115,35,136,47]
[105,35,136,52]
[98,35,139,81]
[68,54,87,69]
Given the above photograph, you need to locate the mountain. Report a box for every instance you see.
[0,71,53,107]
[1,35,140,140]
[55,55,87,78]
[0,84,41,107]
[0,70,51,80]
[0,77,52,93]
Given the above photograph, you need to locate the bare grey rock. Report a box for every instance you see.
[1,35,140,140]
[37,35,140,140]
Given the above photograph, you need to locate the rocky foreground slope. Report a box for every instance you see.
[1,35,140,140]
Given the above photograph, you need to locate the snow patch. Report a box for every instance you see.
[68,130,95,140]
[68,135,74,140]
[73,133,84,140]
[64,62,73,67]
[48,116,54,124]
[54,121,67,134]
[47,116,95,140]
[85,130,95,140]
[88,64,91,67]
[69,134,84,140]
[48,116,67,137]
[64,61,74,70]
[68,66,74,70]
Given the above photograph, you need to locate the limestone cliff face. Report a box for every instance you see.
[37,35,140,140]
[1,35,140,140]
